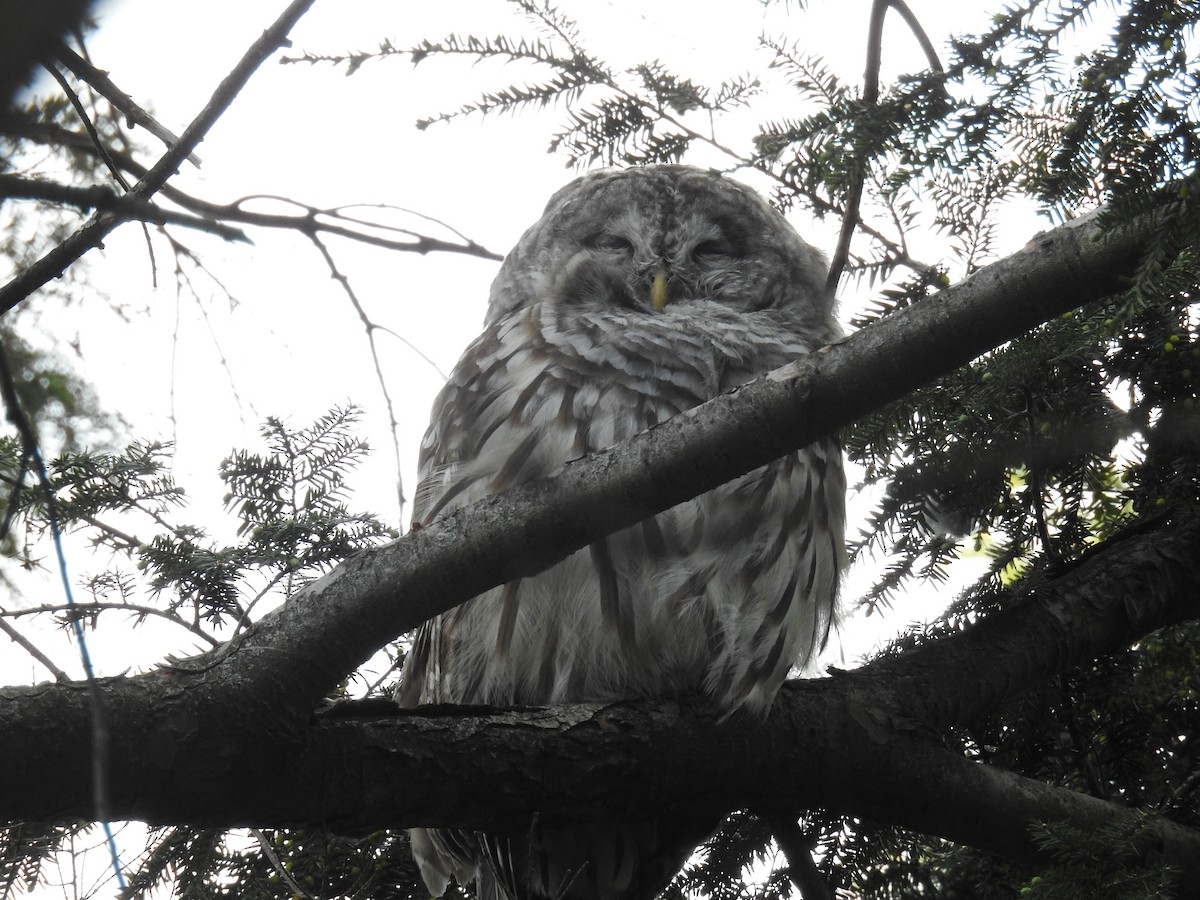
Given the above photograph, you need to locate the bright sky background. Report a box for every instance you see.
[6,0,1097,895]
[7,0,1035,681]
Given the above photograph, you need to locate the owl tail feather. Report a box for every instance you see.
[413,814,723,900]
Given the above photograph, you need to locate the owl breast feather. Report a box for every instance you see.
[405,298,845,715]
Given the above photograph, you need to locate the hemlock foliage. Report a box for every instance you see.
[1,1,1199,898]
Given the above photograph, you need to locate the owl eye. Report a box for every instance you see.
[587,232,635,254]
[692,239,733,261]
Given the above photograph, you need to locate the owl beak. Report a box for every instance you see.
[650,269,669,311]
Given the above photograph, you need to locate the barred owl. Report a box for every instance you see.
[397,165,846,900]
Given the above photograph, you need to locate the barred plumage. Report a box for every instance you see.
[398,165,846,900]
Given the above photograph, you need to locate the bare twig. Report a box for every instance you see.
[0,601,220,647]
[162,234,254,430]
[40,61,131,191]
[50,43,203,167]
[3,117,503,259]
[823,0,888,301]
[823,0,944,300]
[0,617,70,682]
[308,233,408,519]
[887,0,945,74]
[0,0,318,317]
[226,194,501,259]
[0,173,248,241]
[41,54,162,282]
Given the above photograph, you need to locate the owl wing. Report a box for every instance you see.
[398,307,594,707]
[396,304,845,900]
[398,306,846,709]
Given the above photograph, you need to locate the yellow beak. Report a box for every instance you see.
[650,270,668,311]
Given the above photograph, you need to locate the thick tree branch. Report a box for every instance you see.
[0,204,1191,884]
[1,515,1198,883]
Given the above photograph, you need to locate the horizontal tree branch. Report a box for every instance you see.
[1,516,1197,884]
[0,201,1189,887]
[4,118,504,261]
[0,0,317,316]
[0,173,247,240]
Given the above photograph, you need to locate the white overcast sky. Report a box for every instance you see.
[12,0,1045,679]
[9,1,1102,895]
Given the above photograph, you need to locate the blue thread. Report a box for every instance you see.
[37,444,128,893]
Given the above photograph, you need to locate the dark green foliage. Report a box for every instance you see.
[1,405,395,640]
[1022,815,1178,900]
[122,828,425,900]
[0,823,88,897]
[0,408,406,896]
[219,408,396,585]
[5,0,1200,898]
[140,407,392,627]
[313,1,1199,896]
[665,812,791,900]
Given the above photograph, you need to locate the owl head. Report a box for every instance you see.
[487,165,837,343]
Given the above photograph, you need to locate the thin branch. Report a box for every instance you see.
[336,201,489,251]
[50,43,203,167]
[4,116,502,259]
[227,194,501,260]
[226,568,290,639]
[1024,386,1058,564]
[77,513,143,552]
[0,617,70,682]
[887,0,945,73]
[0,0,318,316]
[164,234,256,429]
[40,60,131,191]
[308,233,408,519]
[822,0,943,299]
[0,602,220,647]
[823,0,888,301]
[250,829,316,900]
[0,173,249,241]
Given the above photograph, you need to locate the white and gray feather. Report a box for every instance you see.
[397,165,846,900]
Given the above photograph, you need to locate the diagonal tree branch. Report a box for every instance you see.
[1,514,1198,884]
[0,201,1190,887]
[49,42,203,167]
[201,205,1162,718]
[0,0,317,317]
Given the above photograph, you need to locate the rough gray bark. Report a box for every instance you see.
[142,206,1163,723]
[2,515,1198,879]
[1,205,1196,889]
